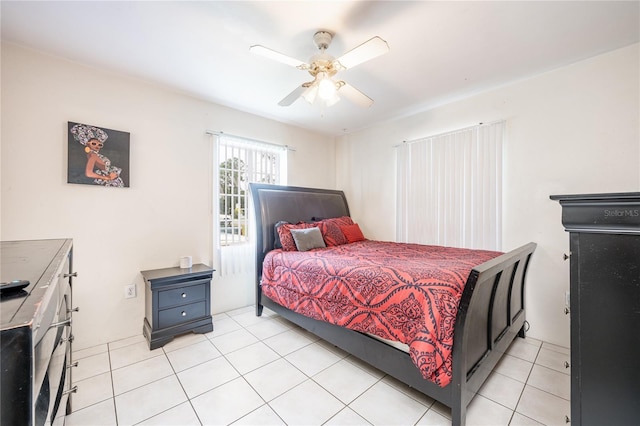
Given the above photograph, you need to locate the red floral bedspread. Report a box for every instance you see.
[261,240,502,387]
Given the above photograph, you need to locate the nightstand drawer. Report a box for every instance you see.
[142,264,214,349]
[158,301,207,329]
[158,282,206,308]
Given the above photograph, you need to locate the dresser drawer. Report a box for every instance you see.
[158,282,206,309]
[158,301,207,329]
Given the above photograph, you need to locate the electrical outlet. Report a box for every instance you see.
[124,284,136,299]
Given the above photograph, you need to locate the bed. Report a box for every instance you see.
[250,183,536,426]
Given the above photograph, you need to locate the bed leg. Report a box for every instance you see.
[256,281,263,316]
[517,321,528,338]
[452,404,466,426]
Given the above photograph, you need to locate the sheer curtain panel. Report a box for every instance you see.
[396,121,504,251]
[215,133,287,277]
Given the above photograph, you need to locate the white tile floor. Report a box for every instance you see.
[66,306,571,425]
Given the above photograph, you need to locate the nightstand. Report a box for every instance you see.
[141,264,214,350]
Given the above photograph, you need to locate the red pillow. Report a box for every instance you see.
[277,222,315,251]
[314,216,353,246]
[340,223,365,243]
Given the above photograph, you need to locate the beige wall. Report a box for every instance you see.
[336,44,640,348]
[3,41,638,351]
[0,43,335,349]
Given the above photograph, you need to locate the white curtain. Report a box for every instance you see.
[396,121,504,251]
[214,133,287,277]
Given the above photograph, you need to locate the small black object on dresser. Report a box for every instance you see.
[142,264,214,350]
[551,192,640,426]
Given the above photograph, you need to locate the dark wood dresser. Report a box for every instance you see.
[551,193,640,426]
[142,264,214,349]
[0,239,78,426]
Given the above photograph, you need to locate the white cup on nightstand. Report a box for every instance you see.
[179,256,193,269]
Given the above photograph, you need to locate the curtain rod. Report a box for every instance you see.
[205,130,296,152]
[394,119,505,147]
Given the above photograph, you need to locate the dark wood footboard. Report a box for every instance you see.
[249,183,537,426]
[450,241,536,425]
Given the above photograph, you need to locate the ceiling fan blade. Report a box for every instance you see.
[278,85,308,106]
[339,82,374,108]
[250,45,309,69]
[334,36,389,70]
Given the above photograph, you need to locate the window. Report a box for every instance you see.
[396,121,504,250]
[217,134,287,247]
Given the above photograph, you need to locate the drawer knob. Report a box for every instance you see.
[181,311,187,316]
[564,361,570,368]
[564,307,570,315]
[563,253,570,261]
[49,318,72,329]
[181,293,187,298]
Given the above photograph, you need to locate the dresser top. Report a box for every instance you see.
[550,192,640,202]
[1,239,73,329]
[551,192,640,234]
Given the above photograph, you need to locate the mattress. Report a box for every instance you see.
[261,240,502,386]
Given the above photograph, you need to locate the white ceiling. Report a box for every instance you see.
[2,1,638,136]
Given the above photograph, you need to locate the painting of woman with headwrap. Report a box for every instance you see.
[67,122,130,187]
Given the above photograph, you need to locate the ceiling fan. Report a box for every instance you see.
[250,31,389,108]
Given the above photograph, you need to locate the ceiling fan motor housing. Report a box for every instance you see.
[308,52,337,78]
[313,31,333,51]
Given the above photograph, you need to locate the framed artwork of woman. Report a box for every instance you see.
[67,122,130,187]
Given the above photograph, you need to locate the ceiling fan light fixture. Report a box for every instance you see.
[317,73,337,100]
[301,83,319,104]
[302,76,341,108]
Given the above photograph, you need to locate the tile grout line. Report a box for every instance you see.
[69,309,571,426]
[511,340,542,423]
[220,316,296,425]
[162,342,205,426]
[106,341,118,425]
